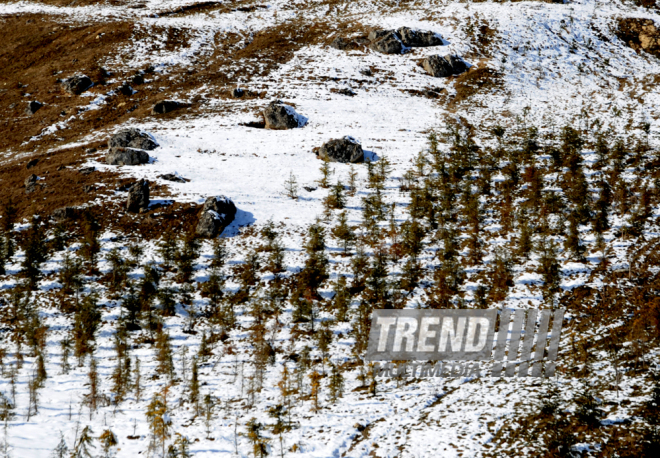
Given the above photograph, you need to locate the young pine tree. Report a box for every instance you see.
[20,215,49,290]
[331,211,356,254]
[79,211,101,274]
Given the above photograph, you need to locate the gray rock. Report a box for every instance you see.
[263,100,306,130]
[26,101,43,115]
[25,174,38,193]
[53,206,77,221]
[422,55,468,77]
[127,179,150,213]
[61,75,93,95]
[26,159,38,169]
[105,147,150,166]
[368,29,390,42]
[159,173,188,183]
[232,88,245,98]
[109,128,159,151]
[369,30,405,54]
[118,83,134,96]
[196,195,237,238]
[316,136,364,163]
[397,27,443,47]
[25,174,38,187]
[329,37,355,50]
[79,167,95,175]
[152,100,181,114]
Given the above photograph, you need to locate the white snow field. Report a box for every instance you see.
[2,1,660,457]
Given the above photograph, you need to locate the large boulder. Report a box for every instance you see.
[152,100,182,115]
[316,136,364,163]
[61,75,93,95]
[370,30,405,55]
[263,101,306,130]
[397,27,443,47]
[196,196,237,238]
[422,55,468,77]
[105,147,150,166]
[126,179,150,213]
[109,128,159,151]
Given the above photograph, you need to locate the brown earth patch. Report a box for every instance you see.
[446,66,504,109]
[0,14,138,153]
[0,139,203,240]
[616,17,660,57]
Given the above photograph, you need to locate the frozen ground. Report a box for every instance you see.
[1,0,660,457]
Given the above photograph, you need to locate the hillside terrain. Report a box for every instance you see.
[1,1,660,457]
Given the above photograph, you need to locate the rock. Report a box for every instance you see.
[79,167,95,175]
[369,30,405,54]
[25,174,38,193]
[52,206,77,221]
[335,88,356,97]
[105,147,150,166]
[118,83,134,96]
[422,55,468,77]
[83,185,96,193]
[316,136,364,163]
[132,74,145,85]
[26,159,38,169]
[159,173,188,183]
[368,29,390,42]
[127,179,150,213]
[359,68,373,77]
[109,128,159,151]
[303,186,317,192]
[26,101,43,115]
[617,18,660,57]
[196,196,237,238]
[232,88,245,98]
[397,27,443,47]
[61,75,93,95]
[152,100,181,114]
[329,37,356,50]
[263,100,307,130]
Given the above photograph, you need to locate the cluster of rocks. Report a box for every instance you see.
[331,26,443,55]
[106,128,158,165]
[329,26,468,78]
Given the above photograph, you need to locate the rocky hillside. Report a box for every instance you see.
[1,1,660,457]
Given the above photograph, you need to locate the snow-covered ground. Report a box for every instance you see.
[2,0,660,457]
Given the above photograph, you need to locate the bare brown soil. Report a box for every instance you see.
[447,66,504,109]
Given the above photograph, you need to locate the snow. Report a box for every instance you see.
[2,0,660,457]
